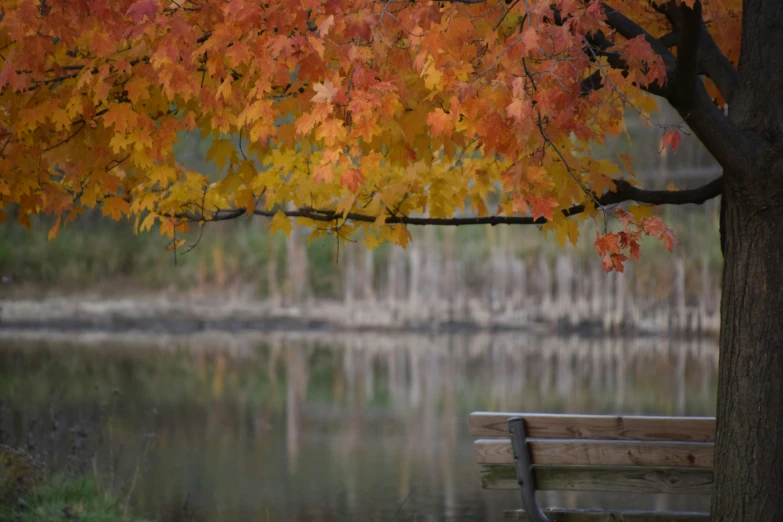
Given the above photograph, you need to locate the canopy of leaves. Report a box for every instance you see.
[0,0,738,270]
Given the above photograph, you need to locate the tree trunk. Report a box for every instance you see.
[706,1,783,516]
[712,172,783,520]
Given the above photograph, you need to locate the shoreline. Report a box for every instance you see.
[0,296,719,339]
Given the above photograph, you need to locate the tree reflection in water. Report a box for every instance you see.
[0,332,717,521]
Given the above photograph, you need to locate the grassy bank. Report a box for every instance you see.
[0,445,146,522]
[0,476,146,522]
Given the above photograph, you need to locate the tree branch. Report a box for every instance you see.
[697,20,737,103]
[176,177,723,227]
[653,1,737,103]
[673,0,702,108]
[658,32,679,48]
[599,2,751,177]
[601,3,677,67]
[595,3,675,98]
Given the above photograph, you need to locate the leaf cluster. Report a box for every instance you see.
[0,0,737,269]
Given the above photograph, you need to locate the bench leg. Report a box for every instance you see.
[508,417,551,522]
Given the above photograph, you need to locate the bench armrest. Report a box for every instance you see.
[509,417,551,522]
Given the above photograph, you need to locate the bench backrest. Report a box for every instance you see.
[470,412,716,495]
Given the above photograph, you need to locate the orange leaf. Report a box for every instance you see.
[616,152,635,176]
[102,197,130,220]
[102,103,138,134]
[315,119,345,146]
[595,232,622,256]
[318,15,335,36]
[521,27,538,54]
[48,215,62,241]
[314,163,333,183]
[506,99,532,123]
[160,218,177,237]
[427,109,452,138]
[526,194,558,220]
[340,168,365,193]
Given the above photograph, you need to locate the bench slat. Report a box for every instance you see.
[470,413,716,442]
[504,509,710,521]
[480,465,713,495]
[475,439,714,468]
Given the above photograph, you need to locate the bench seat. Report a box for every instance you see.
[470,412,715,522]
[504,508,711,521]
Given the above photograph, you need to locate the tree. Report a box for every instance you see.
[0,0,777,518]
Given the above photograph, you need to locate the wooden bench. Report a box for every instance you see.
[470,412,715,521]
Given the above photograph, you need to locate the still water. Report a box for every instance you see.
[0,332,717,521]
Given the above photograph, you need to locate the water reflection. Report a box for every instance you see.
[0,333,717,521]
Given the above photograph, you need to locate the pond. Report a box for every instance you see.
[0,331,717,521]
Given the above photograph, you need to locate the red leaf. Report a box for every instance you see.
[601,252,627,273]
[126,0,157,23]
[661,130,682,152]
[615,207,633,226]
[640,216,678,251]
[343,11,373,42]
[0,55,25,92]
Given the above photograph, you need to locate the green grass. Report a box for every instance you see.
[0,477,147,522]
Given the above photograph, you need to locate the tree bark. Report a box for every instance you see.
[713,166,783,520]
[709,0,783,516]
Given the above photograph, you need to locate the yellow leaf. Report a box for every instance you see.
[364,233,383,250]
[51,110,71,131]
[165,238,187,252]
[421,55,443,91]
[392,225,412,249]
[268,211,293,235]
[335,194,356,217]
[150,166,177,186]
[206,139,237,170]
[628,204,655,221]
[236,188,256,213]
[556,217,579,246]
[598,159,622,177]
[139,213,157,233]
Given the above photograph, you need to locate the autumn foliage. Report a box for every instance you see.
[0,0,739,270]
